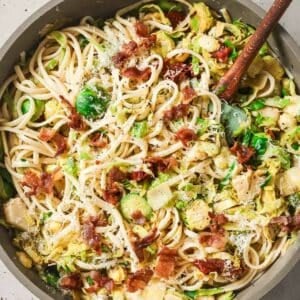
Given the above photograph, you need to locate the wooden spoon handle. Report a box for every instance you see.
[215,0,292,101]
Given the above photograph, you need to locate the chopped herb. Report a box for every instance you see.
[260,173,272,188]
[292,143,300,151]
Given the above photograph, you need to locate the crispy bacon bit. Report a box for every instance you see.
[123,41,139,56]
[22,170,53,196]
[133,228,158,261]
[155,247,177,278]
[82,218,102,253]
[112,41,138,68]
[130,171,152,182]
[112,51,129,69]
[175,128,198,146]
[85,271,114,293]
[126,268,153,293]
[61,96,86,131]
[230,142,255,164]
[194,258,225,275]
[140,34,157,50]
[39,128,67,156]
[122,67,151,82]
[145,156,177,175]
[270,214,300,232]
[182,86,197,103]
[107,167,128,187]
[212,46,232,63]
[163,61,192,83]
[103,184,123,206]
[199,232,227,250]
[209,212,228,233]
[39,128,56,141]
[135,21,150,37]
[194,259,245,279]
[163,103,189,123]
[60,273,83,290]
[131,210,146,225]
[166,11,186,28]
[90,132,108,148]
[88,215,108,227]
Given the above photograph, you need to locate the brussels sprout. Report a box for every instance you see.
[120,194,152,222]
[191,3,214,33]
[131,121,148,138]
[63,157,78,177]
[250,133,268,156]
[247,99,266,111]
[21,99,45,121]
[0,168,16,201]
[158,0,183,12]
[259,43,269,57]
[221,103,248,145]
[184,287,224,299]
[42,265,60,288]
[75,86,110,119]
[46,59,59,71]
[153,31,175,57]
[181,200,210,231]
[49,31,67,49]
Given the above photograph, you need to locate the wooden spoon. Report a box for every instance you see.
[215,0,292,101]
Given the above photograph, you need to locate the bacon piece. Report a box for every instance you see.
[133,228,158,261]
[126,268,153,293]
[135,21,150,37]
[122,67,151,82]
[90,132,108,148]
[85,271,114,293]
[123,41,139,56]
[163,61,192,83]
[155,247,177,278]
[60,273,83,290]
[163,103,189,123]
[82,218,102,253]
[88,215,108,227]
[166,11,186,28]
[39,128,67,156]
[103,167,127,205]
[131,210,146,225]
[22,170,54,196]
[112,41,138,68]
[145,156,177,175]
[175,128,197,146]
[194,258,225,275]
[209,212,228,233]
[140,34,157,50]
[212,46,232,63]
[107,167,128,187]
[270,214,300,232]
[130,171,152,182]
[194,259,245,279]
[182,86,197,103]
[230,142,255,164]
[61,96,86,131]
[39,128,56,141]
[199,232,227,250]
[103,184,123,206]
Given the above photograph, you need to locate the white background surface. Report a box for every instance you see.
[0,0,299,299]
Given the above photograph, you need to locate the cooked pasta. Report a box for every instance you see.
[0,1,300,299]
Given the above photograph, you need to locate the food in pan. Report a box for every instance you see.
[0,0,299,299]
